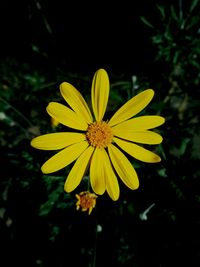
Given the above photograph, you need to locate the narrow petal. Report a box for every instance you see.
[47,102,88,130]
[31,132,86,150]
[41,141,89,174]
[108,144,139,189]
[112,115,165,131]
[64,146,94,192]
[91,69,109,121]
[90,148,106,195]
[103,150,120,201]
[113,130,163,144]
[60,82,93,123]
[113,137,161,163]
[108,89,155,126]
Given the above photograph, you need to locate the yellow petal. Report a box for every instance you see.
[41,141,89,174]
[31,132,86,150]
[90,148,106,195]
[103,150,120,201]
[113,130,163,144]
[112,115,165,131]
[46,102,88,130]
[108,144,139,189]
[91,69,109,121]
[108,89,155,126]
[113,137,161,163]
[60,82,93,123]
[64,146,94,192]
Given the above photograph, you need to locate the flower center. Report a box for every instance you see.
[86,121,113,148]
[76,191,98,215]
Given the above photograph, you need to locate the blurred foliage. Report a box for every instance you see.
[1,1,200,267]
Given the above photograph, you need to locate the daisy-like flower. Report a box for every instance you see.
[31,69,165,201]
[75,191,97,215]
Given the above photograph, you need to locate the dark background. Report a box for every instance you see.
[0,0,175,73]
[1,1,200,267]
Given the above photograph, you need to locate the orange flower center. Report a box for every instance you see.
[76,191,98,215]
[86,121,113,149]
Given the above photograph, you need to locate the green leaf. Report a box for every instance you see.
[179,138,191,156]
[39,180,64,216]
[190,0,200,13]
[158,144,167,161]
[152,35,163,44]
[156,4,166,19]
[170,5,178,22]
[158,168,167,178]
[173,51,179,64]
[140,16,154,28]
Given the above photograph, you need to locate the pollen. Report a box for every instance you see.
[86,121,113,148]
[75,191,98,215]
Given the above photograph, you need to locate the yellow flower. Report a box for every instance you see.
[75,191,97,215]
[31,69,165,201]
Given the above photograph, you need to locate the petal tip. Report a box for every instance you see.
[60,81,67,88]
[41,166,48,174]
[155,156,162,163]
[134,182,140,190]
[161,116,166,125]
[108,192,119,201]
[96,68,108,75]
[64,183,71,193]
[46,102,53,113]
[30,139,35,148]
[59,82,71,94]
[41,163,53,174]
[146,88,155,96]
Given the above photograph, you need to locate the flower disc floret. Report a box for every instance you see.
[76,191,97,215]
[86,121,113,148]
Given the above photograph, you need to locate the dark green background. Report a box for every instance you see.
[1,1,200,267]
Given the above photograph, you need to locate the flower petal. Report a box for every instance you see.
[108,144,139,190]
[60,82,93,123]
[91,69,109,121]
[103,150,120,201]
[108,89,155,126]
[41,141,89,174]
[31,132,86,150]
[112,115,165,131]
[113,130,163,144]
[90,148,106,195]
[113,137,161,163]
[64,146,94,192]
[47,102,88,130]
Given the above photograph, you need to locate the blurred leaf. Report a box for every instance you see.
[170,5,179,22]
[156,4,166,19]
[152,35,163,44]
[49,225,60,242]
[140,16,154,28]
[173,51,179,64]
[39,189,61,216]
[158,144,167,161]
[190,60,200,69]
[158,168,167,178]
[189,0,200,12]
[179,138,191,156]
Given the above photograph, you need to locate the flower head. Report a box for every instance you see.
[75,191,97,215]
[31,69,165,201]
